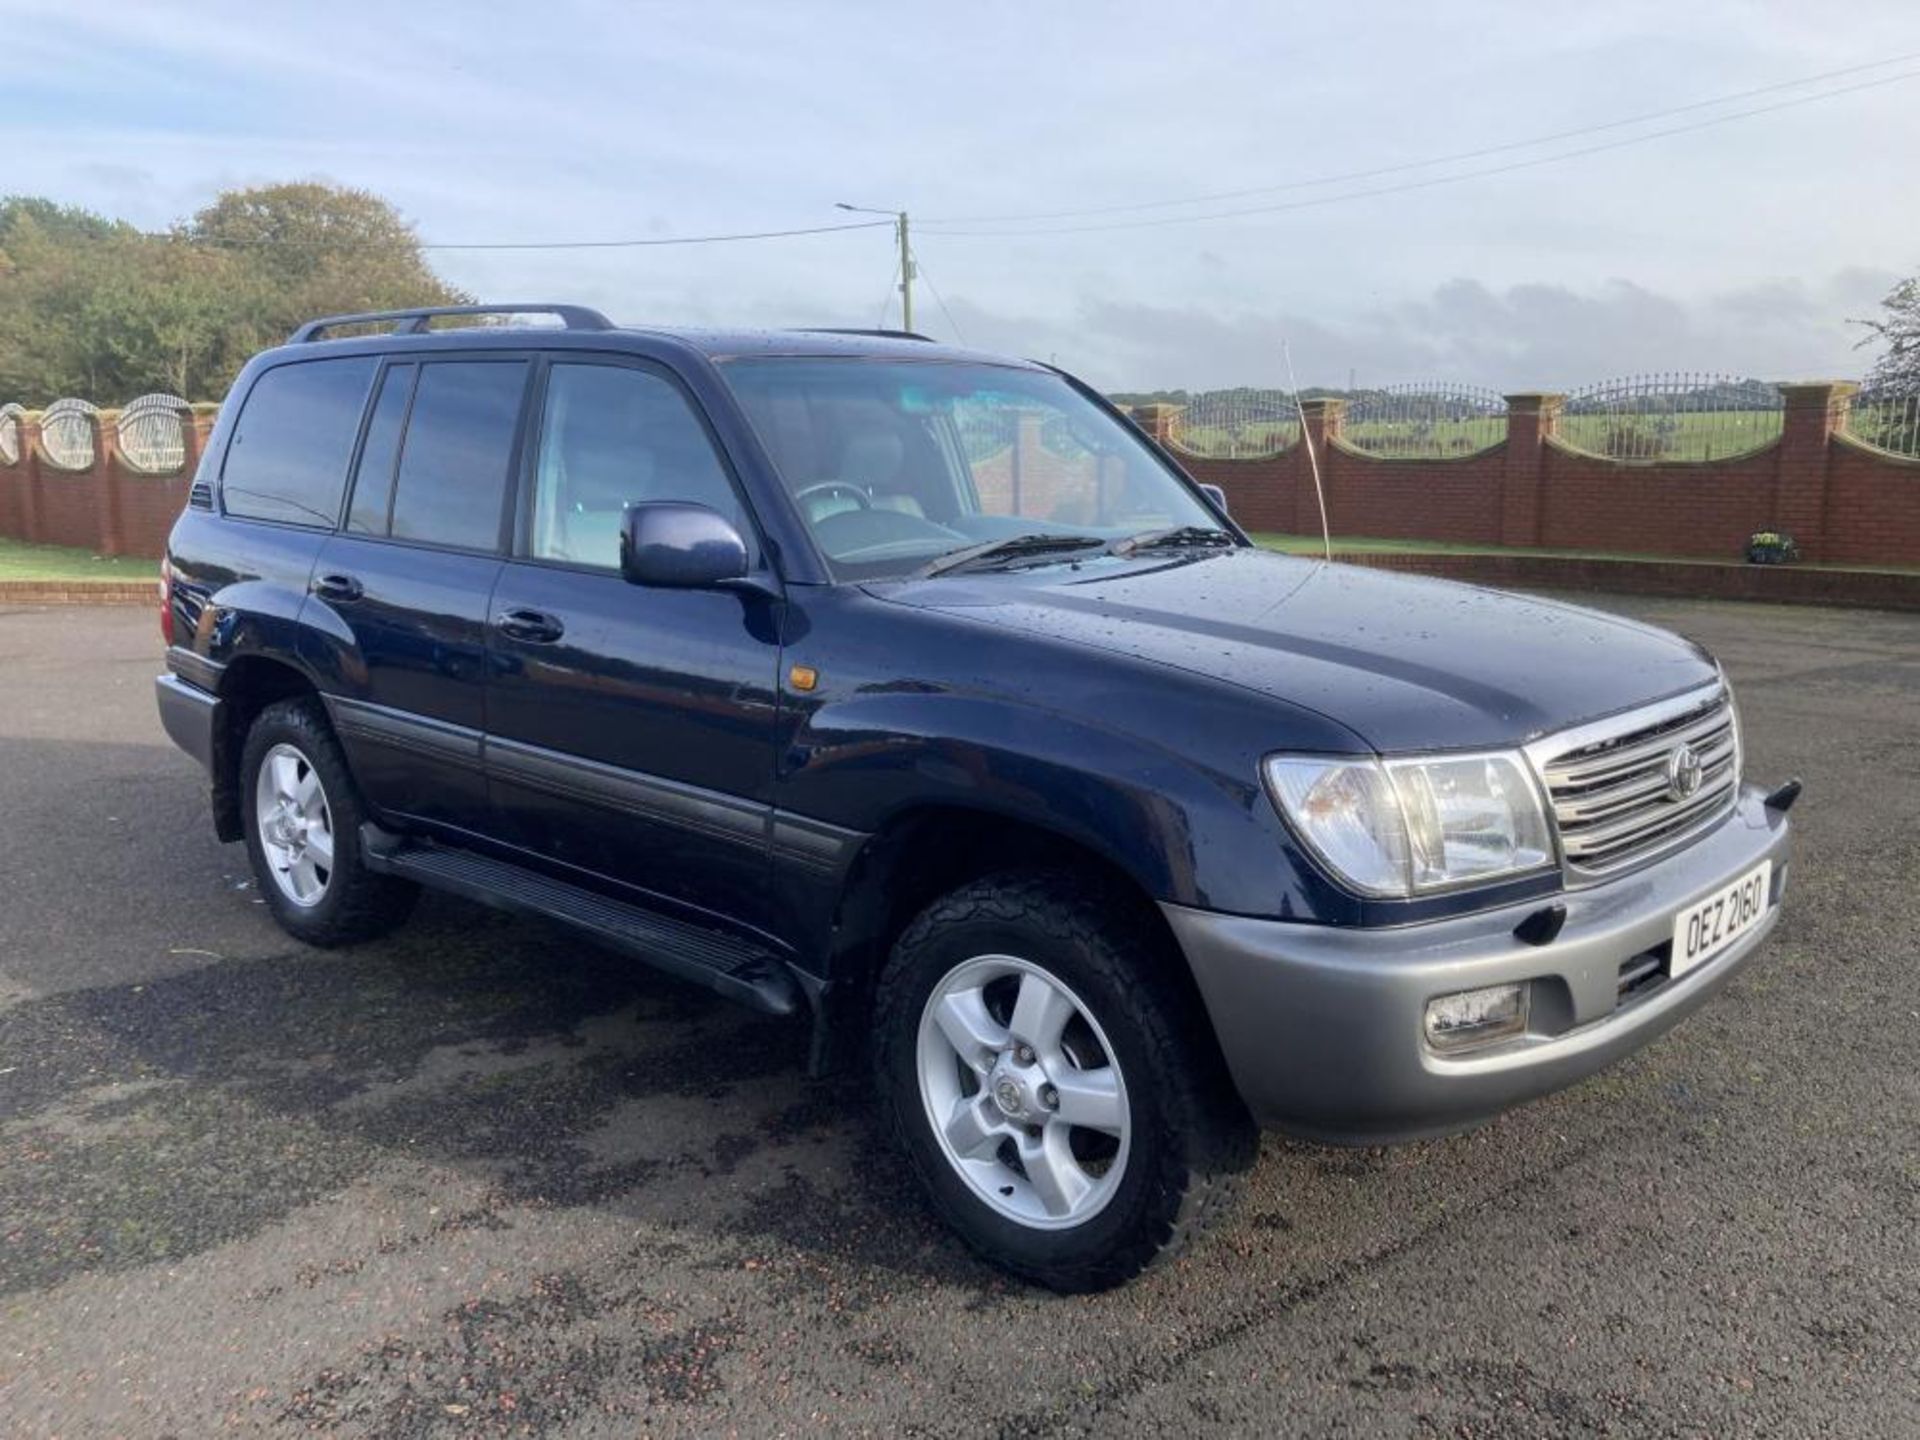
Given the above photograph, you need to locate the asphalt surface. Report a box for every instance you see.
[0,596,1915,1438]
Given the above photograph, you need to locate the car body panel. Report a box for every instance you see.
[872,547,1720,753]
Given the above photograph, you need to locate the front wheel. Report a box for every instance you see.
[874,871,1255,1291]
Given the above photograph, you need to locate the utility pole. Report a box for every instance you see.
[896,211,914,333]
[837,201,914,331]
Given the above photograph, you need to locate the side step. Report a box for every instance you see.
[361,828,802,1017]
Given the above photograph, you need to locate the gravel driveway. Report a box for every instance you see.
[1,596,1915,1437]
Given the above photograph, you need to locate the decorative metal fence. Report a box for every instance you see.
[38,398,100,471]
[115,393,192,473]
[1165,390,1299,459]
[1844,387,1920,458]
[1342,383,1507,458]
[0,404,21,466]
[952,403,1017,464]
[1560,374,1782,462]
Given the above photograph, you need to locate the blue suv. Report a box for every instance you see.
[157,304,1797,1290]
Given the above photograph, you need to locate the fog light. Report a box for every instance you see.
[1424,983,1529,1052]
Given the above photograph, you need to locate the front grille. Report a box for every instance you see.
[1538,685,1738,879]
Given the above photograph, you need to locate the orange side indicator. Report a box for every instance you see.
[789,664,819,692]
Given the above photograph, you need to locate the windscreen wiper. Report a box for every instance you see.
[917,533,1107,578]
[1108,525,1237,557]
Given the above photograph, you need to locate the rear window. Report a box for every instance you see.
[385,361,528,552]
[220,358,377,527]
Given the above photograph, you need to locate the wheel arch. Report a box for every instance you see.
[810,802,1214,1075]
[209,655,325,841]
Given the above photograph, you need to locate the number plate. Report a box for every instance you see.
[1670,860,1772,979]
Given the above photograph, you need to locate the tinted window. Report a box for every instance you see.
[529,364,741,568]
[346,363,415,536]
[386,361,527,551]
[221,358,376,527]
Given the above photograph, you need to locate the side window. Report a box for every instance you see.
[530,363,741,568]
[385,361,528,552]
[345,363,415,536]
[221,357,377,527]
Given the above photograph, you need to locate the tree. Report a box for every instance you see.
[0,183,468,405]
[183,183,467,357]
[1857,273,1920,393]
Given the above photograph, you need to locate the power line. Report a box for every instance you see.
[919,67,1920,238]
[876,256,901,327]
[910,246,966,345]
[921,50,1920,227]
[166,218,895,251]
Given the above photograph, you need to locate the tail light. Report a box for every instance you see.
[159,557,175,646]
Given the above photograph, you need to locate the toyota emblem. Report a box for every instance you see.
[1666,742,1704,801]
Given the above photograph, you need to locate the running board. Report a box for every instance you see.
[360,828,802,1017]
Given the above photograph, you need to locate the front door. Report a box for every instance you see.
[484,357,784,932]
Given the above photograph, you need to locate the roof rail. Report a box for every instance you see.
[288,303,615,344]
[791,327,936,343]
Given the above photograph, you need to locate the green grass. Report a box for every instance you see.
[1252,533,1920,576]
[0,537,158,583]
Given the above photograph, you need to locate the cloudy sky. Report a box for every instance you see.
[5,0,1917,391]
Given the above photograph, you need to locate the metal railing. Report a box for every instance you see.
[1165,390,1299,459]
[1559,374,1782,462]
[1844,387,1920,458]
[38,398,100,471]
[115,393,191,474]
[1342,383,1507,458]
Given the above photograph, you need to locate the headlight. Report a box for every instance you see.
[1265,751,1555,897]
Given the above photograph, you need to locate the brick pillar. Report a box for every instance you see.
[184,407,217,478]
[100,414,128,556]
[20,416,44,544]
[1131,403,1178,444]
[1294,398,1344,534]
[1771,382,1851,563]
[1500,392,1563,547]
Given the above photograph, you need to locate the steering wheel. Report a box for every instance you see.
[794,481,873,513]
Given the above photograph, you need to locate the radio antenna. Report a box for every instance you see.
[1283,339,1333,561]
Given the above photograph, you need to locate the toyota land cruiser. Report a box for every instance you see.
[156,304,1797,1290]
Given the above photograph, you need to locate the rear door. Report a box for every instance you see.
[302,355,530,837]
[484,355,785,930]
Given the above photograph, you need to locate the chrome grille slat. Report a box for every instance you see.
[1536,684,1739,880]
[1562,764,1735,859]
[1546,709,1732,789]
[1552,732,1737,823]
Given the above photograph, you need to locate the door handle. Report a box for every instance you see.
[496,608,566,643]
[312,572,363,602]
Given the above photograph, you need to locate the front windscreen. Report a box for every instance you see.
[719,358,1220,579]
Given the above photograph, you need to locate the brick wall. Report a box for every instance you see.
[1161,381,1918,568]
[2,383,1917,567]
[0,407,213,558]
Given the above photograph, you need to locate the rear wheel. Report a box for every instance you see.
[874,870,1255,1291]
[240,697,416,946]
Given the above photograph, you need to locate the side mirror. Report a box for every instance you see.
[620,502,751,589]
[1199,482,1230,517]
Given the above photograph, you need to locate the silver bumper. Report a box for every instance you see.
[1165,785,1792,1144]
[155,673,221,774]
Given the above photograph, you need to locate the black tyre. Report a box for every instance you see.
[240,696,417,946]
[873,869,1256,1291]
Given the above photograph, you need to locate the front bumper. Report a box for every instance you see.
[1165,785,1791,1144]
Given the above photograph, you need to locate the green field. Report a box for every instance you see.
[1170,410,1797,463]
[0,537,157,583]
